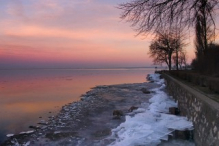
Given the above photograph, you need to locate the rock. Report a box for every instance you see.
[54,131,61,134]
[40,126,48,130]
[113,110,123,119]
[38,120,48,125]
[81,96,87,101]
[29,126,40,130]
[11,139,19,145]
[113,110,123,116]
[169,107,180,115]
[128,106,138,112]
[112,116,121,120]
[172,130,193,140]
[140,88,151,94]
[24,141,30,146]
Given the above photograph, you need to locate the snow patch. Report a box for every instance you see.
[19,130,34,135]
[6,134,14,137]
[147,73,164,85]
[24,141,30,146]
[108,73,193,146]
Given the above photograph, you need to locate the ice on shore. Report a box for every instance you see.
[147,73,164,85]
[109,74,193,146]
[24,141,30,146]
[6,134,14,137]
[148,89,177,114]
[19,130,34,135]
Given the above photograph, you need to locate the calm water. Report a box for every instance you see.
[0,68,155,143]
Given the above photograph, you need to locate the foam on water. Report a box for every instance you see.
[108,74,193,146]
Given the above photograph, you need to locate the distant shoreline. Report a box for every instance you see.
[0,66,165,71]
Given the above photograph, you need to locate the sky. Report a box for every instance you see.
[0,0,199,69]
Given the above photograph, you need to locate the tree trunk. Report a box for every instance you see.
[176,48,179,70]
[168,52,172,71]
[201,0,208,55]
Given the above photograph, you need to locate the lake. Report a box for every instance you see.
[0,68,155,143]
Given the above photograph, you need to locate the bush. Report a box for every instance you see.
[191,43,219,76]
[208,78,219,93]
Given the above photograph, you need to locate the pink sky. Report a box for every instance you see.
[0,0,204,68]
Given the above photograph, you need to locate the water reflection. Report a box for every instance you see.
[0,68,154,143]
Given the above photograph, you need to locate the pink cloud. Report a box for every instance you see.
[0,0,200,68]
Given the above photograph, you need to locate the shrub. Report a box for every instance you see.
[192,43,219,76]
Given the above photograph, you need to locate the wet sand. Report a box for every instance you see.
[3,82,158,146]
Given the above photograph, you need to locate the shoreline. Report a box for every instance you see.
[2,74,194,146]
[3,81,158,146]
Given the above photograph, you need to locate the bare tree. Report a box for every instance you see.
[149,42,170,66]
[119,0,219,72]
[149,31,182,70]
[172,25,187,70]
[173,50,187,69]
[118,0,218,36]
[192,9,215,72]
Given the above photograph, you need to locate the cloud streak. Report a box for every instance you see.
[0,0,177,68]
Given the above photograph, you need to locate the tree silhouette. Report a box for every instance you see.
[119,0,218,71]
[149,31,184,70]
[173,50,187,69]
[118,0,218,36]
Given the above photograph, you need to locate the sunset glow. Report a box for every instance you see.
[0,0,203,68]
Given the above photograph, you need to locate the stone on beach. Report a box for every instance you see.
[112,110,124,120]
[112,110,123,116]
[141,88,151,94]
[128,106,139,112]
[29,126,40,130]
[169,107,180,115]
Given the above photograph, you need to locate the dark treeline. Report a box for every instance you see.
[192,43,219,76]
[191,2,219,76]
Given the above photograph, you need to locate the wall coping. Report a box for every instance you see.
[163,73,219,111]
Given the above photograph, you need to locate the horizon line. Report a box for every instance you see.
[0,66,166,70]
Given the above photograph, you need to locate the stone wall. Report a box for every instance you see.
[163,73,219,146]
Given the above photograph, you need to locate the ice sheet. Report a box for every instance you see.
[6,134,14,137]
[147,73,165,85]
[108,74,193,146]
